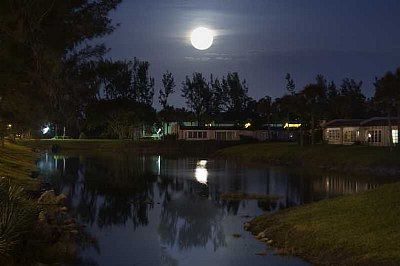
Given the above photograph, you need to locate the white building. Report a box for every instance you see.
[323,117,399,146]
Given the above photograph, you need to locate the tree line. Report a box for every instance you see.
[1,1,400,141]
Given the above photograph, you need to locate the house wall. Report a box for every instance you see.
[363,125,399,147]
[178,129,255,141]
[324,127,342,144]
[342,127,360,144]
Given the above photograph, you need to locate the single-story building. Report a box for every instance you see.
[323,119,364,145]
[177,125,254,141]
[323,117,399,146]
[360,117,399,147]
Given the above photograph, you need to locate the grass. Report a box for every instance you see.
[17,138,242,156]
[0,141,39,190]
[218,142,400,171]
[248,183,400,265]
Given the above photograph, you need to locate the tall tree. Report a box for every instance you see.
[181,73,211,125]
[285,73,296,95]
[134,59,155,106]
[223,72,250,119]
[159,71,175,109]
[374,68,400,148]
[0,0,121,139]
[338,78,366,119]
[300,82,326,145]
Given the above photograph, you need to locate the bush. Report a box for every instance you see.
[0,181,38,259]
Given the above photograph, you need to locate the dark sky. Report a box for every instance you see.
[99,0,400,108]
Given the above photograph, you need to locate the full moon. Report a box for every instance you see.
[190,27,214,50]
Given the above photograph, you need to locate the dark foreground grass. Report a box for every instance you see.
[0,141,38,190]
[218,142,400,172]
[248,183,400,265]
[18,138,242,156]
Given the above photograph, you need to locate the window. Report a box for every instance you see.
[344,130,356,142]
[392,130,398,144]
[368,130,382,143]
[187,131,207,139]
[327,129,340,141]
[216,132,226,140]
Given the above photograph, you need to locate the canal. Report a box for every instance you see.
[38,153,383,266]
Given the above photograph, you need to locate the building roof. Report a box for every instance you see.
[180,125,246,130]
[360,117,400,126]
[323,119,363,128]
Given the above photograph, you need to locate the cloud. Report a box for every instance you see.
[184,56,211,62]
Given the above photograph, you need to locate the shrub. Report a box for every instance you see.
[0,181,38,259]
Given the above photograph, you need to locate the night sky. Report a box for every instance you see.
[99,0,400,108]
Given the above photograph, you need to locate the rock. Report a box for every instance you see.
[257,231,267,239]
[232,234,241,238]
[56,193,67,205]
[267,240,274,245]
[70,230,79,235]
[60,206,68,212]
[261,237,269,242]
[243,222,251,230]
[255,252,267,256]
[38,211,47,222]
[64,219,76,225]
[38,190,57,204]
[38,190,67,205]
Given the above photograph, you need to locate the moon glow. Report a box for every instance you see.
[190,27,214,50]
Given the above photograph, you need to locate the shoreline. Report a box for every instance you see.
[244,182,400,265]
[0,141,84,264]
[217,142,400,177]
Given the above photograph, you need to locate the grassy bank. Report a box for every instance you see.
[0,141,39,190]
[18,139,243,156]
[218,143,400,175]
[247,183,400,265]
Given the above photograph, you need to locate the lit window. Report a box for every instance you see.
[392,130,398,144]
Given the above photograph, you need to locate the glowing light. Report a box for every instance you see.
[195,160,208,185]
[42,126,50,135]
[244,122,251,129]
[7,124,11,128]
[190,27,214,50]
[284,123,301,128]
[197,160,207,167]
[195,167,208,185]
[156,128,161,134]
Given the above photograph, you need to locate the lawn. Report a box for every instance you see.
[0,141,39,190]
[248,182,400,265]
[218,142,400,171]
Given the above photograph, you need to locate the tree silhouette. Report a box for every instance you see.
[374,68,400,149]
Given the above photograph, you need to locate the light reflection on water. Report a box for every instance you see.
[38,153,383,266]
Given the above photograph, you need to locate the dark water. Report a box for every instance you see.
[38,153,383,266]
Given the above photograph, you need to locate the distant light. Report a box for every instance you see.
[197,160,207,167]
[195,168,208,185]
[7,124,11,128]
[284,123,301,128]
[195,160,208,185]
[156,128,161,134]
[42,126,50,135]
[368,133,372,138]
[244,123,251,129]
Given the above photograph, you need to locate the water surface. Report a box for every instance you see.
[38,153,383,266]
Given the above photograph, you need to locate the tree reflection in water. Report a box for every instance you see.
[38,153,383,263]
